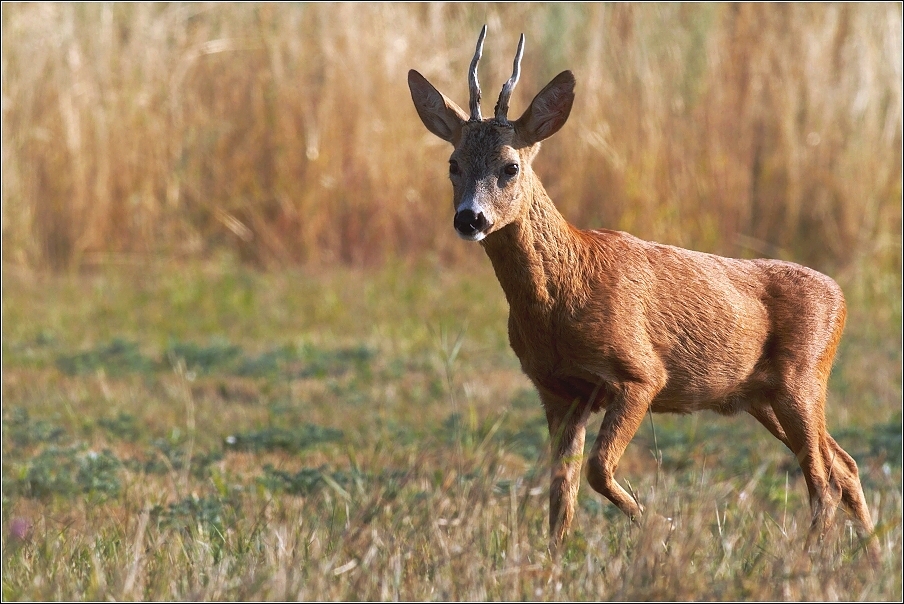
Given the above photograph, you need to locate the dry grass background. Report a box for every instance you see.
[2,3,901,271]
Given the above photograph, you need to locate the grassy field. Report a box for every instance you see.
[2,260,901,600]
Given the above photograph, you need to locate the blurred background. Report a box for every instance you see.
[1,3,901,273]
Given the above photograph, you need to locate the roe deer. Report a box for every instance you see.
[408,26,879,560]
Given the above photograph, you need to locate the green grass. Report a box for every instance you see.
[2,261,901,600]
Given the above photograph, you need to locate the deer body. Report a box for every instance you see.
[408,27,878,559]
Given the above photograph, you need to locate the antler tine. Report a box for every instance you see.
[468,25,488,121]
[495,33,524,123]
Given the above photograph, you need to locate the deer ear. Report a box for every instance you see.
[514,71,575,145]
[408,70,468,144]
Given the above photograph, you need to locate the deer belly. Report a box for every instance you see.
[653,327,768,413]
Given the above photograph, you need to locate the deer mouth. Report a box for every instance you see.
[454,208,492,240]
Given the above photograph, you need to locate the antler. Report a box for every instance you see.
[495,33,524,123]
[468,25,487,121]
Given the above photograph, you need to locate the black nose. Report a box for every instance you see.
[454,209,489,237]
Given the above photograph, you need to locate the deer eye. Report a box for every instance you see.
[449,160,460,176]
[503,163,519,177]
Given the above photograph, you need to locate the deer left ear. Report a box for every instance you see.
[408,69,469,144]
[514,71,575,145]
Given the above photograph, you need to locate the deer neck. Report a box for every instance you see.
[480,178,581,314]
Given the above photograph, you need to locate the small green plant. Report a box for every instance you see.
[97,412,141,441]
[233,344,299,377]
[258,465,334,496]
[137,438,223,478]
[867,412,903,466]
[224,424,343,453]
[2,407,67,448]
[7,445,122,499]
[165,338,243,374]
[55,338,156,375]
[835,410,903,471]
[151,494,235,546]
[294,344,376,379]
[493,414,549,461]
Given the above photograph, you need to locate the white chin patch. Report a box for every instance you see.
[456,230,487,242]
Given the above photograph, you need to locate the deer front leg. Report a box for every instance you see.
[586,381,658,520]
[544,395,591,552]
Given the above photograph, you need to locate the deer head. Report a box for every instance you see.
[408,26,576,241]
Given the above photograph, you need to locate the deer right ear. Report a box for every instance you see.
[408,70,468,144]
[514,70,576,145]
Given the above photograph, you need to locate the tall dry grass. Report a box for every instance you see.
[1,3,901,271]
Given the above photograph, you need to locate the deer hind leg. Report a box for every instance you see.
[769,388,847,551]
[750,404,835,523]
[543,393,591,551]
[753,398,878,560]
[824,433,879,562]
[825,434,872,528]
[586,381,659,521]
[770,394,836,534]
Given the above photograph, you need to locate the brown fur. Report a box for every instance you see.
[408,32,878,561]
